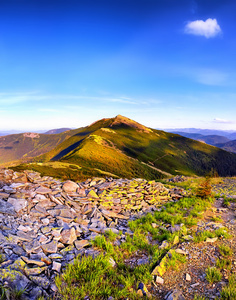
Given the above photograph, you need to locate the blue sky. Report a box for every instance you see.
[0,0,236,131]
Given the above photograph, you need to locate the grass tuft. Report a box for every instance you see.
[205,266,222,284]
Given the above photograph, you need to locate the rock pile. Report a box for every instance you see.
[0,169,185,299]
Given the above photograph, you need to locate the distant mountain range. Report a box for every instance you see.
[44,128,72,134]
[1,115,236,180]
[165,129,236,153]
[0,128,71,136]
[165,128,236,140]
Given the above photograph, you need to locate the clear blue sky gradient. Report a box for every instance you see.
[0,0,236,130]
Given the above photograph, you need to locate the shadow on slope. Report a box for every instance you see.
[51,139,85,161]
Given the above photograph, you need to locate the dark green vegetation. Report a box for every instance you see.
[6,115,236,180]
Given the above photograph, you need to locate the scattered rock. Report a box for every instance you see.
[165,289,185,300]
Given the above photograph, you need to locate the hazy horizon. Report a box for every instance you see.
[0,0,236,131]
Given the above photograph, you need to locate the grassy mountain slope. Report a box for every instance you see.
[0,128,84,164]
[12,115,236,180]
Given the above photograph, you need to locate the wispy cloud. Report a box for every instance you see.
[184,18,222,38]
[0,92,142,106]
[0,91,40,105]
[195,69,228,86]
[38,108,60,113]
[213,118,235,124]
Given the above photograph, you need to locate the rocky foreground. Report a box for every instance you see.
[0,169,185,300]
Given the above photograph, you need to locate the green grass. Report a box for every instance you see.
[218,244,233,257]
[0,286,25,300]
[205,266,222,284]
[0,254,4,264]
[193,227,231,243]
[211,216,223,222]
[55,253,150,300]
[194,295,208,300]
[164,251,187,271]
[220,275,236,299]
[216,258,232,270]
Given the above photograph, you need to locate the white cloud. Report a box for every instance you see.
[213,118,235,124]
[185,18,222,38]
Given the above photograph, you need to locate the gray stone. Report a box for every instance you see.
[166,290,185,300]
[29,275,50,289]
[52,261,61,272]
[8,197,27,212]
[41,240,58,254]
[0,268,30,291]
[0,199,16,215]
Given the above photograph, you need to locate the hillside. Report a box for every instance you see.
[0,128,84,165]
[10,115,236,180]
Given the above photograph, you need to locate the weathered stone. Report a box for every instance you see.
[63,180,79,193]
[21,256,45,267]
[17,231,35,242]
[205,237,218,243]
[52,261,61,272]
[166,289,185,300]
[29,276,50,289]
[175,249,188,255]
[7,197,27,212]
[60,227,77,244]
[0,199,16,215]
[74,239,90,250]
[0,268,30,291]
[100,209,129,220]
[186,273,191,282]
[35,186,52,194]
[9,258,26,271]
[24,266,47,276]
[41,240,58,254]
[0,192,10,199]
[23,240,41,254]
[156,275,164,284]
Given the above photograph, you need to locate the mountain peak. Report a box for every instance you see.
[110,115,152,133]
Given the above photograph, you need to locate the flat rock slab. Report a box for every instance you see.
[100,208,129,220]
[0,199,16,215]
[41,240,58,254]
[35,186,52,194]
[8,197,27,212]
[74,239,90,250]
